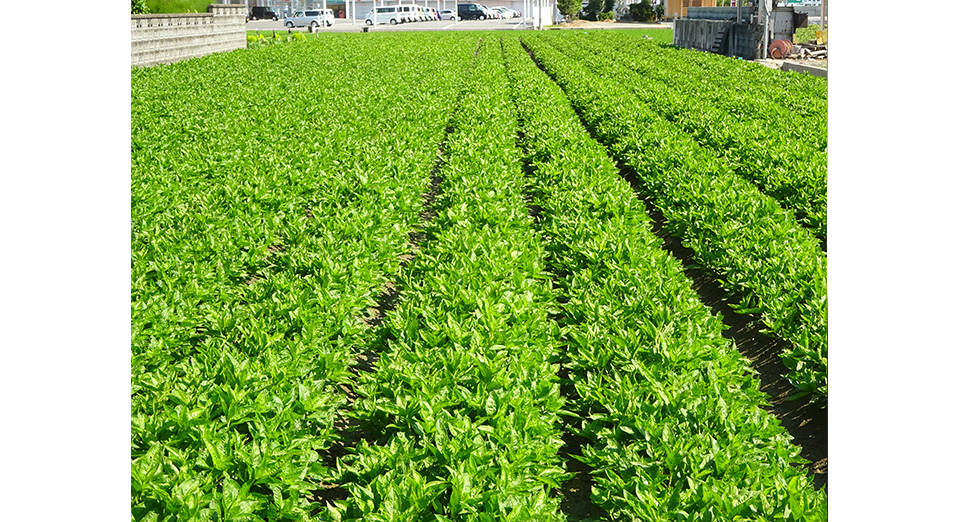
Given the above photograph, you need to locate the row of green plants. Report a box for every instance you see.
[131,32,477,521]
[520,32,827,407]
[318,35,569,521]
[246,31,309,48]
[536,31,827,242]
[610,30,827,125]
[133,29,827,519]
[501,34,826,520]
[572,31,826,144]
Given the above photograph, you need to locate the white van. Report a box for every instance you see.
[397,5,417,23]
[284,9,334,28]
[365,5,402,25]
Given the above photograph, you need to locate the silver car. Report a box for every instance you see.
[284,9,334,28]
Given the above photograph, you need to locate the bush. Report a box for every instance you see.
[599,11,615,20]
[145,0,210,14]
[132,0,149,14]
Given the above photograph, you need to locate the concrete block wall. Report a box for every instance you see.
[686,6,756,22]
[132,4,246,68]
[673,19,733,52]
[728,22,764,59]
[676,7,797,60]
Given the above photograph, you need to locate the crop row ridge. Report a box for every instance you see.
[310,56,472,513]
[639,194,827,493]
[505,36,608,521]
[519,37,827,494]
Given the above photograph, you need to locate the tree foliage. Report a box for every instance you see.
[132,0,148,14]
[557,0,581,19]
[629,0,656,22]
[581,0,604,20]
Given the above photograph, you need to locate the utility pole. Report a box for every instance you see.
[762,0,771,59]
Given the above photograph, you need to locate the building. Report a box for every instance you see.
[663,0,716,19]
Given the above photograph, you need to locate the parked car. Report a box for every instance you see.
[480,5,498,18]
[493,7,518,18]
[248,6,279,21]
[365,5,402,24]
[284,9,334,28]
[458,3,488,20]
[439,8,459,20]
[426,7,440,20]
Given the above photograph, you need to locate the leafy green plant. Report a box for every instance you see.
[522,31,827,406]
[324,36,567,521]
[132,31,480,521]
[540,31,826,241]
[502,34,826,520]
[794,24,821,43]
[133,29,827,521]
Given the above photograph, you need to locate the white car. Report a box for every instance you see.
[439,8,458,20]
[284,9,334,28]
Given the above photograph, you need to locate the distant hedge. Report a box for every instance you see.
[145,0,211,14]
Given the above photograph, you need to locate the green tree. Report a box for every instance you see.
[629,0,655,22]
[132,0,149,14]
[557,0,581,19]
[582,0,604,20]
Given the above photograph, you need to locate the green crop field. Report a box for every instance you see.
[132,29,827,521]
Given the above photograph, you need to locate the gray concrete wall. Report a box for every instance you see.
[132,4,246,68]
[781,61,827,79]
